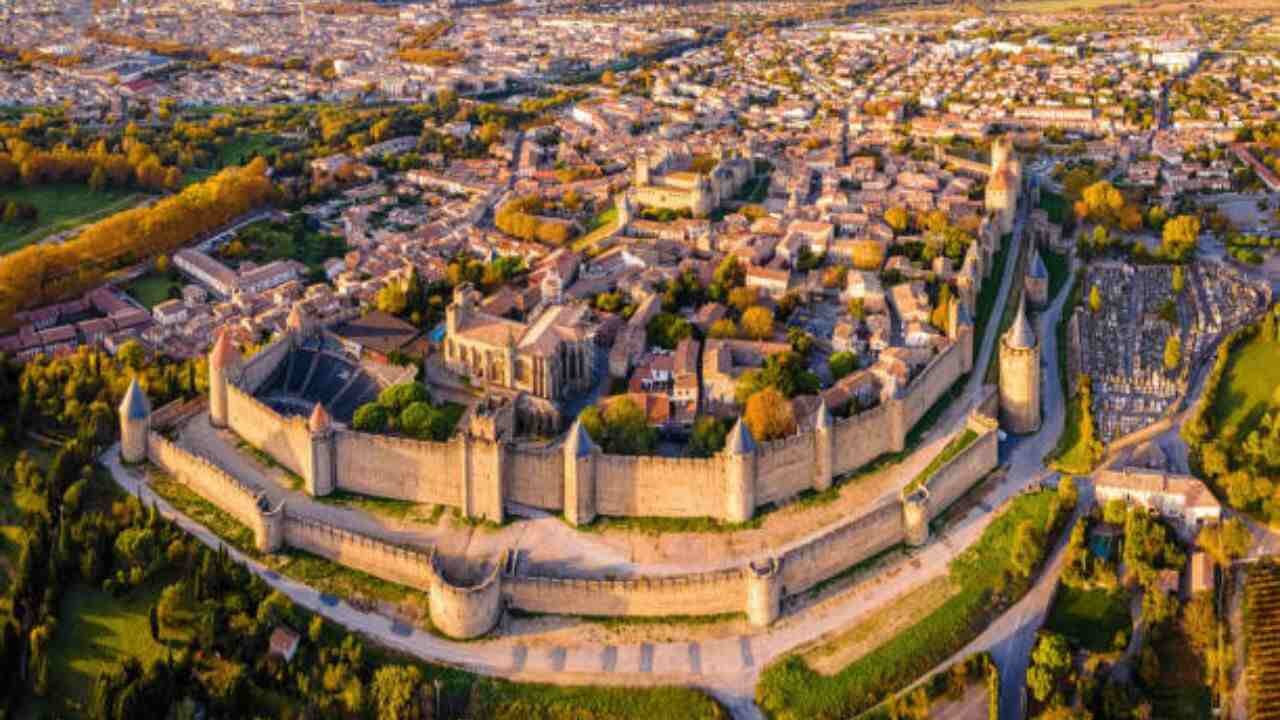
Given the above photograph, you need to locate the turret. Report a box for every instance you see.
[563,419,597,526]
[118,376,151,464]
[208,328,241,428]
[745,558,782,627]
[813,400,833,493]
[998,296,1042,435]
[286,302,311,338]
[903,488,930,547]
[306,403,335,497]
[723,418,756,523]
[256,497,285,553]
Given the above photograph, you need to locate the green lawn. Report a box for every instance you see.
[0,184,142,255]
[1046,585,1130,652]
[1039,191,1067,224]
[123,271,183,308]
[42,578,191,717]
[757,490,1065,720]
[1210,330,1280,439]
[1047,389,1102,474]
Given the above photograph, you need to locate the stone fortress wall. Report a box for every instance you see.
[211,318,974,527]
[127,377,1000,640]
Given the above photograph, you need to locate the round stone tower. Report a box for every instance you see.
[306,403,335,497]
[745,558,782,627]
[723,418,757,524]
[998,296,1042,435]
[118,376,151,464]
[990,134,1013,172]
[208,328,241,429]
[902,488,930,547]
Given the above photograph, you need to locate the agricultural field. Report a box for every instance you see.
[1246,561,1280,719]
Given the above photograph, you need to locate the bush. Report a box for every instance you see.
[377,383,430,413]
[352,403,389,433]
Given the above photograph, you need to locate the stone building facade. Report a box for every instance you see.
[443,284,597,403]
[632,144,752,218]
[984,134,1022,236]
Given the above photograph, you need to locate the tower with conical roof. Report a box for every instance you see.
[306,402,335,497]
[998,296,1041,434]
[563,419,597,526]
[724,418,757,523]
[118,376,151,464]
[209,328,242,428]
[813,400,833,492]
[1025,247,1049,308]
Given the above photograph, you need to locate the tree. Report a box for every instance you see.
[372,665,423,720]
[1171,265,1184,294]
[741,306,775,341]
[829,351,857,380]
[1027,632,1072,703]
[352,403,389,433]
[89,165,108,192]
[708,318,738,339]
[1089,285,1102,314]
[885,206,909,234]
[1162,214,1201,260]
[1198,518,1251,566]
[376,281,409,316]
[1181,591,1218,651]
[149,604,160,641]
[1164,335,1182,372]
[580,397,657,455]
[688,416,729,458]
[744,386,795,441]
[728,286,758,313]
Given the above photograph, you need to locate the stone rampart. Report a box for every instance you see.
[226,384,310,477]
[504,443,564,510]
[283,513,433,591]
[779,499,906,594]
[755,432,817,507]
[593,453,725,518]
[238,336,292,394]
[205,309,971,526]
[924,415,1000,520]
[503,566,746,618]
[428,549,503,639]
[147,432,278,552]
[900,340,966,433]
[334,430,463,507]
[831,400,900,476]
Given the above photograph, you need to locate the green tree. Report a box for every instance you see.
[829,351,858,380]
[1162,214,1201,260]
[1164,334,1182,372]
[372,665,422,720]
[1027,632,1072,703]
[741,306,775,341]
[744,386,795,441]
[352,403,389,433]
[688,416,729,458]
[884,206,909,234]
